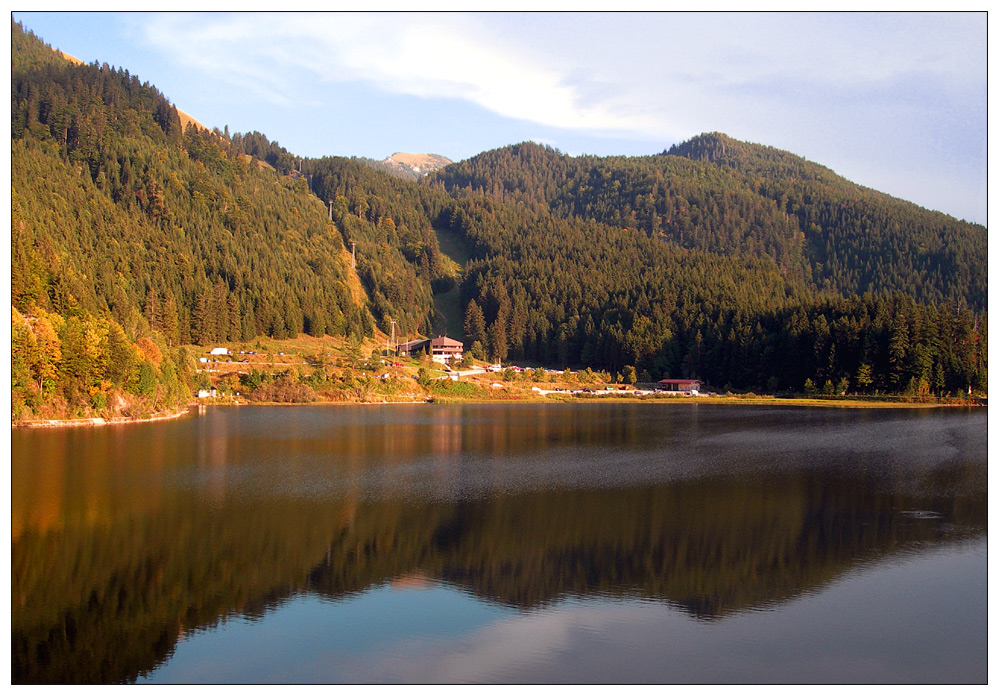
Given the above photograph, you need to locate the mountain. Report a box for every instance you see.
[425,141,986,393]
[383,151,453,177]
[355,151,453,180]
[10,19,988,417]
[666,133,987,310]
[432,138,987,311]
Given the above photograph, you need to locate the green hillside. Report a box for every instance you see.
[667,132,987,309]
[10,22,371,419]
[432,137,987,311]
[425,144,985,394]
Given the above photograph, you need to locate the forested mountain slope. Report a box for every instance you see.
[667,133,987,310]
[199,129,456,338]
[431,186,985,395]
[11,22,371,419]
[431,138,986,311]
[427,142,985,394]
[431,143,807,275]
[301,155,457,337]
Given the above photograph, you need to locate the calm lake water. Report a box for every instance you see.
[12,403,987,684]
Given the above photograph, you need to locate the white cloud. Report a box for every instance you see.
[137,14,303,105]
[139,12,658,136]
[138,12,984,143]
[134,11,985,222]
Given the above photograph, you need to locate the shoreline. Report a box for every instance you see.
[11,393,982,428]
[201,393,983,410]
[485,395,980,409]
[12,406,197,429]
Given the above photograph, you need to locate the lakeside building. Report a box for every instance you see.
[396,336,464,365]
[658,378,701,393]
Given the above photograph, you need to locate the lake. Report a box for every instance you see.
[11,402,987,684]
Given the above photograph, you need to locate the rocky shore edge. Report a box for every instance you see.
[12,405,198,429]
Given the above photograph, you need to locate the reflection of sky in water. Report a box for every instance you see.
[140,583,513,684]
[140,540,986,684]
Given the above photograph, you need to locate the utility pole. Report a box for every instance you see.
[351,242,356,269]
[390,319,397,355]
[328,200,333,221]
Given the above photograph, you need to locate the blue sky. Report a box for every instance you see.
[13,11,987,225]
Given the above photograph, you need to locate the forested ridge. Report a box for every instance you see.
[427,142,986,395]
[10,21,987,421]
[432,138,987,310]
[667,133,987,309]
[11,22,371,420]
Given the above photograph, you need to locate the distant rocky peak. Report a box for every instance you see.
[381,152,453,179]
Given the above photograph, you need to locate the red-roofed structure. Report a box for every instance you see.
[657,378,701,393]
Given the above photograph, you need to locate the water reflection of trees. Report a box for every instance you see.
[308,472,985,616]
[13,463,985,683]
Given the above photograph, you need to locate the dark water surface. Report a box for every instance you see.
[12,403,987,683]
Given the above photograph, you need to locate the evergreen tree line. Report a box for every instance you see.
[12,22,371,343]
[667,133,987,310]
